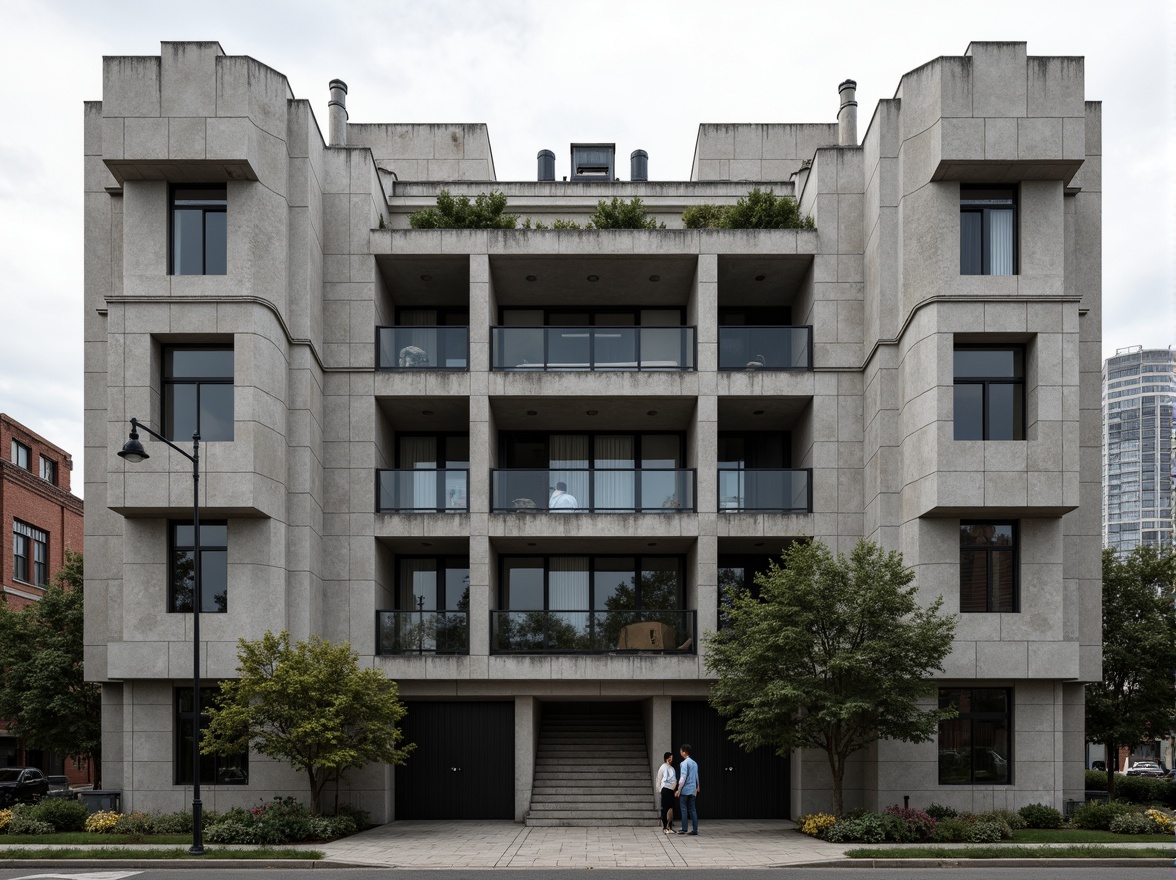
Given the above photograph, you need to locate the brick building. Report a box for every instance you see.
[1,413,85,775]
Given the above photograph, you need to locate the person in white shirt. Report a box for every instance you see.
[549,481,578,510]
[654,751,677,833]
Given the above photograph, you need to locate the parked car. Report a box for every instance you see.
[1125,761,1166,778]
[1090,760,1106,772]
[43,775,76,800]
[0,767,49,806]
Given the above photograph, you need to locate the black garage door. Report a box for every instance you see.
[671,700,790,819]
[395,701,514,819]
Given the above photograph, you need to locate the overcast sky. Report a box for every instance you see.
[0,0,1172,498]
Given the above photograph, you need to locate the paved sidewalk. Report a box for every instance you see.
[316,820,854,868]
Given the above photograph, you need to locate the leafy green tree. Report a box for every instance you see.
[0,551,101,785]
[682,188,814,230]
[202,631,414,813]
[1086,546,1176,797]
[588,197,664,229]
[409,190,518,229]
[706,539,956,816]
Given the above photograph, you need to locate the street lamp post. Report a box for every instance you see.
[118,417,205,855]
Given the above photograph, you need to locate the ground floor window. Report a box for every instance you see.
[174,687,248,785]
[938,688,1011,784]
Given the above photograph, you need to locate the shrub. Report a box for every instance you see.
[150,810,193,834]
[924,803,958,820]
[681,204,726,229]
[981,808,1025,831]
[1018,803,1063,829]
[931,816,972,842]
[0,808,12,832]
[968,818,1007,843]
[28,798,88,832]
[333,802,370,829]
[1084,769,1108,790]
[797,812,837,838]
[408,191,518,230]
[307,814,357,840]
[587,197,664,230]
[881,805,937,841]
[1109,811,1154,834]
[1114,775,1176,807]
[1070,799,1134,830]
[250,797,313,845]
[7,810,55,835]
[111,810,155,836]
[1145,808,1174,833]
[205,819,261,845]
[683,188,814,230]
[84,810,121,833]
[824,813,889,843]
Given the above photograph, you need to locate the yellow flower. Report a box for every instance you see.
[0,808,12,832]
[798,812,837,837]
[84,810,123,833]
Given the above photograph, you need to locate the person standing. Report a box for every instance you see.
[674,743,699,835]
[654,751,677,833]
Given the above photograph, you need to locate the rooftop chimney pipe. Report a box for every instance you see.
[328,79,348,147]
[838,79,857,146]
[630,149,648,182]
[537,149,556,182]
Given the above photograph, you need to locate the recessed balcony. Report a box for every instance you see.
[491,468,695,513]
[377,610,469,655]
[718,468,812,513]
[490,609,696,654]
[718,326,812,370]
[377,326,469,370]
[491,326,696,371]
[377,469,470,512]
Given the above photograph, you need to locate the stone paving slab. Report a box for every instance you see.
[316,820,856,868]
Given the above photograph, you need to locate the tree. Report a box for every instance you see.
[705,539,956,816]
[202,631,414,813]
[1086,546,1176,797]
[0,551,102,785]
[408,190,518,229]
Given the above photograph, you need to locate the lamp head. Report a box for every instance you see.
[118,426,149,464]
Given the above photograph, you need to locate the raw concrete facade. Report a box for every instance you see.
[84,40,1101,822]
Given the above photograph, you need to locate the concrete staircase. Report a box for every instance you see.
[526,710,658,827]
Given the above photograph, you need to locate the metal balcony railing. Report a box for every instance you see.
[717,468,812,512]
[491,609,696,654]
[491,468,695,513]
[491,326,696,371]
[377,611,469,655]
[718,326,812,370]
[376,326,469,370]
[377,469,469,512]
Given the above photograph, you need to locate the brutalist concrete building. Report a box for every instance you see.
[84,40,1102,823]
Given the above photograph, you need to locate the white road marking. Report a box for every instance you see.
[12,872,143,880]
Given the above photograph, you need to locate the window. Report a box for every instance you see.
[960,186,1016,275]
[954,346,1024,440]
[12,521,47,586]
[938,688,1011,784]
[171,185,227,275]
[175,687,248,784]
[10,440,30,470]
[39,455,56,485]
[500,555,684,612]
[960,522,1017,612]
[169,521,228,613]
[163,346,234,441]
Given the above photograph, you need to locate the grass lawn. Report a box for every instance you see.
[1,833,192,845]
[0,846,322,860]
[848,844,1174,859]
[1013,828,1172,844]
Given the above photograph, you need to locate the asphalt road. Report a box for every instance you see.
[0,868,1172,880]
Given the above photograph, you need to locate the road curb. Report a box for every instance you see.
[0,859,368,869]
[794,857,1174,868]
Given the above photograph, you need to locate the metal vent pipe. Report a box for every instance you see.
[630,149,648,181]
[537,149,556,181]
[328,79,348,147]
[838,79,857,146]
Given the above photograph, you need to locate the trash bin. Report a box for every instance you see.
[77,790,121,814]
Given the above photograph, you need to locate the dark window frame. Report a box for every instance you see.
[497,306,687,326]
[168,520,228,614]
[174,686,248,785]
[38,455,56,485]
[10,440,30,470]
[960,185,1017,276]
[162,344,234,442]
[938,687,1013,785]
[498,554,686,611]
[12,531,29,584]
[395,555,471,612]
[498,431,687,469]
[12,521,47,586]
[960,520,1019,613]
[169,184,227,276]
[953,345,1025,441]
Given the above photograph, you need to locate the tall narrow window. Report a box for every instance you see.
[939,688,1012,784]
[171,185,227,275]
[10,440,30,470]
[169,521,228,613]
[12,530,29,583]
[12,521,47,586]
[954,346,1025,440]
[960,522,1018,612]
[960,186,1016,275]
[163,346,234,441]
[39,455,56,485]
[175,687,248,784]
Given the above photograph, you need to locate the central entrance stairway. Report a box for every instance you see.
[526,707,657,827]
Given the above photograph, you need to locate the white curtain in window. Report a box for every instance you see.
[550,435,589,508]
[400,436,437,509]
[989,210,1014,276]
[594,435,634,511]
[400,310,437,366]
[549,557,588,610]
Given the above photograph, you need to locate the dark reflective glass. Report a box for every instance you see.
[199,384,234,441]
[201,549,228,612]
[505,560,544,610]
[960,211,983,275]
[958,550,989,613]
[204,211,227,275]
[954,349,1019,378]
[166,384,198,440]
[987,383,1022,440]
[173,209,205,275]
[992,552,1016,612]
[953,385,984,440]
[168,349,233,378]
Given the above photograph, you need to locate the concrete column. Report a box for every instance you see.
[514,696,537,821]
[328,79,348,147]
[838,79,857,146]
[469,534,490,656]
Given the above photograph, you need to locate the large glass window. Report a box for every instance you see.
[500,555,684,611]
[954,346,1024,440]
[960,186,1016,275]
[960,522,1018,613]
[10,440,29,470]
[12,521,47,586]
[938,688,1011,784]
[169,521,228,613]
[175,687,248,784]
[163,346,234,441]
[398,557,470,612]
[171,185,227,275]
